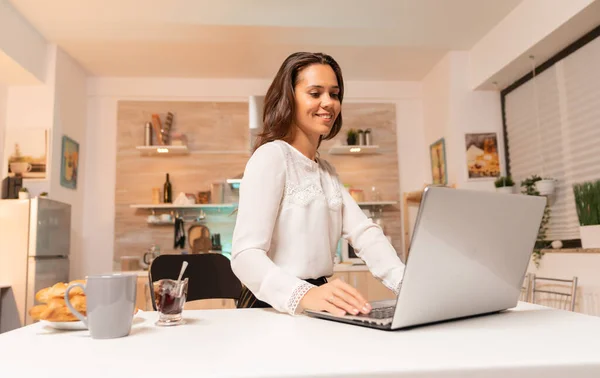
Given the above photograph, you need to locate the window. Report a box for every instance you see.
[503,31,600,241]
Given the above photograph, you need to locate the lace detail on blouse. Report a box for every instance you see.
[287,281,315,315]
[382,279,402,295]
[274,140,343,210]
[327,188,342,210]
[393,281,402,295]
[283,180,323,207]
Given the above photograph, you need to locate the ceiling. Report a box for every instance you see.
[483,0,600,91]
[0,49,40,85]
[8,0,523,81]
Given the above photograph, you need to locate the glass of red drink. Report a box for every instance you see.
[154,278,188,326]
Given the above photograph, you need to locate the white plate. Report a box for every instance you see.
[40,320,87,330]
[39,312,144,331]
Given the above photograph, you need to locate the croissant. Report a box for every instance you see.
[29,304,84,322]
[29,304,47,321]
[35,287,51,304]
[40,305,80,322]
[35,280,87,304]
[43,297,87,322]
[30,279,138,323]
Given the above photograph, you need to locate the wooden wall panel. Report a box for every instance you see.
[321,103,402,255]
[114,101,404,265]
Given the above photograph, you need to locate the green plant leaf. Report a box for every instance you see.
[573,179,600,226]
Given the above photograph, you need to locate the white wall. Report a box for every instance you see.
[0,0,47,83]
[50,47,88,279]
[423,54,453,182]
[0,85,6,177]
[420,51,600,317]
[84,77,424,275]
[469,0,597,89]
[3,73,55,196]
[1,45,89,279]
[422,51,505,191]
[449,52,505,190]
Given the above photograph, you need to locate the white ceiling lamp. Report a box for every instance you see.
[249,95,264,131]
[225,95,265,189]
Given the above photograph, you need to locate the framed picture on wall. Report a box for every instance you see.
[5,128,49,180]
[429,138,447,185]
[465,132,500,179]
[60,135,79,190]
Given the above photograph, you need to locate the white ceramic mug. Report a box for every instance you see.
[65,273,137,339]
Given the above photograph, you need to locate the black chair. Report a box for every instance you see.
[148,254,242,310]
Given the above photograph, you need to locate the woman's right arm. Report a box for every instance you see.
[231,143,315,315]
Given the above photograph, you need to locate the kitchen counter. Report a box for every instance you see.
[1,302,600,377]
[122,263,369,277]
[333,263,369,272]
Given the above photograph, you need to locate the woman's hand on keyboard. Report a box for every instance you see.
[300,279,371,316]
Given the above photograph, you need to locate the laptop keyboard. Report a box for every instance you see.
[360,305,395,319]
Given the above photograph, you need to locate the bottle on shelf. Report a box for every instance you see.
[163,173,172,203]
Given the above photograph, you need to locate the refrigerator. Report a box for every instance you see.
[0,197,71,328]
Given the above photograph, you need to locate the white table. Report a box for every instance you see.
[1,302,599,377]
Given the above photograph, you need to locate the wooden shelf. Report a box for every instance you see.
[136,145,189,155]
[328,145,380,155]
[226,178,242,189]
[130,203,237,209]
[147,221,176,225]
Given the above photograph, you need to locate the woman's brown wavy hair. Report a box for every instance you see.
[253,52,344,152]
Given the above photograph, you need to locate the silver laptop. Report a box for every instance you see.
[305,186,546,330]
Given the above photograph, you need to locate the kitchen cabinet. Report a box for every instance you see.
[347,271,369,298]
[336,271,396,302]
[134,268,395,312]
[365,273,397,301]
[328,272,348,283]
[136,276,152,311]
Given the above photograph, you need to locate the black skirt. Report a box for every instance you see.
[237,277,328,309]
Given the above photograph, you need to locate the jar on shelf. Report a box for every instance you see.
[152,188,161,204]
[349,189,364,202]
[357,129,366,145]
[370,186,382,201]
[364,129,372,145]
[211,182,225,204]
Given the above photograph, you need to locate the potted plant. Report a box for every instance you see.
[536,177,556,196]
[346,129,358,145]
[521,174,556,196]
[18,187,30,200]
[521,175,551,267]
[39,192,49,198]
[494,176,515,194]
[573,179,600,248]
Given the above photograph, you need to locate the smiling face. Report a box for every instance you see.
[292,64,341,141]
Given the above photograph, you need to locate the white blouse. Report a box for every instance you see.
[231,140,405,315]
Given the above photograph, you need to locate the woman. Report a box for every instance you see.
[231,52,405,316]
